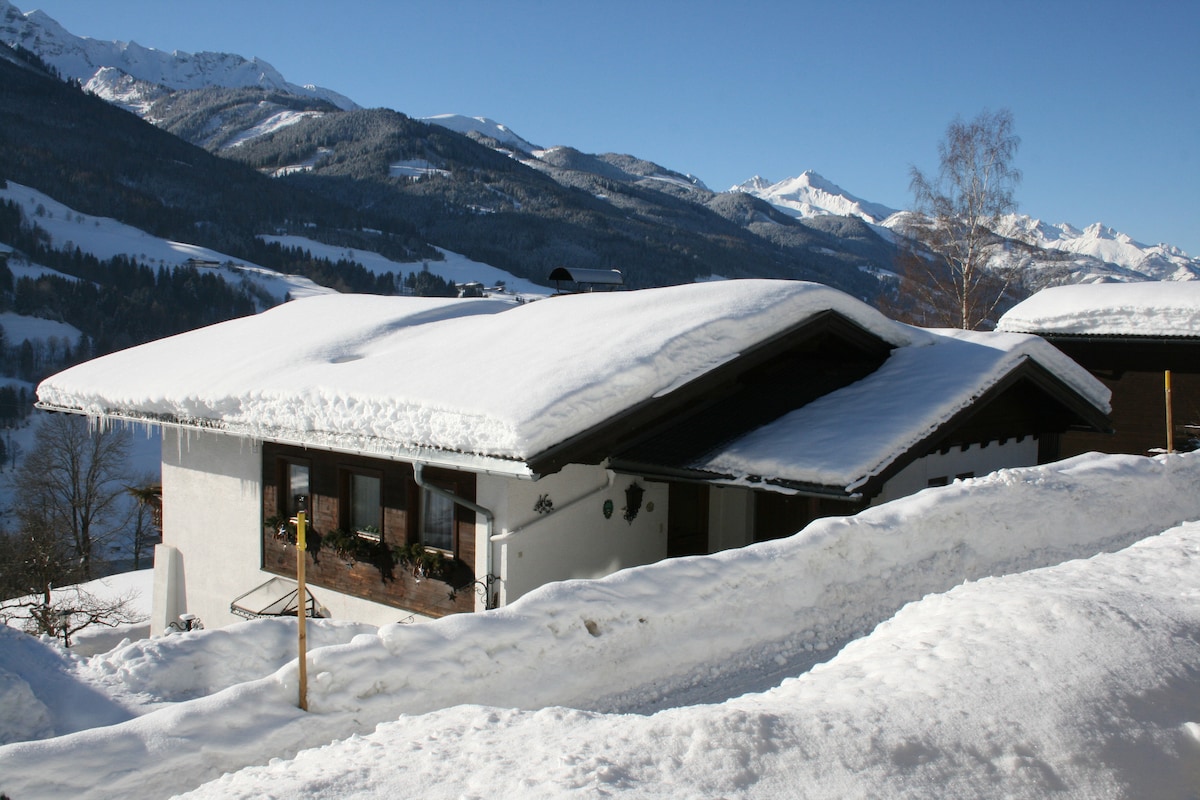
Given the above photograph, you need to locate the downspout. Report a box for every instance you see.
[413,463,497,610]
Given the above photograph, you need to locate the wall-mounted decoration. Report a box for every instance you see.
[534,494,554,514]
[623,482,644,524]
[603,499,614,519]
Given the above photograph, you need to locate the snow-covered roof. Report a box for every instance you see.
[997,281,1200,338]
[37,280,921,471]
[695,328,1111,494]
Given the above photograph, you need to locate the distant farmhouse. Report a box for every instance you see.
[38,280,1110,631]
[999,281,1200,457]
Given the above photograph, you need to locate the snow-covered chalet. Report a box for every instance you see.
[999,281,1200,457]
[36,280,1112,631]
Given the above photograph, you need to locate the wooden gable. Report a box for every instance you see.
[849,359,1114,500]
[1037,334,1200,457]
[531,310,896,478]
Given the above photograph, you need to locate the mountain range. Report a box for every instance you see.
[2,0,1196,301]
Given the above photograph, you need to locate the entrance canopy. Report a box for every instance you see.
[230,577,321,619]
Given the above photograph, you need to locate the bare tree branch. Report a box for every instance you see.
[0,584,145,647]
[8,414,133,580]
[897,108,1024,329]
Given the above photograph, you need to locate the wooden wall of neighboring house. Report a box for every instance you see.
[1059,370,1200,458]
[753,492,864,543]
[260,443,476,618]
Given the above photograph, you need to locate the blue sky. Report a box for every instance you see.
[23,0,1200,256]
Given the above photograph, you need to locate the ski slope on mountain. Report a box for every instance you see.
[260,235,550,298]
[0,183,534,305]
[2,451,1199,798]
[0,182,329,304]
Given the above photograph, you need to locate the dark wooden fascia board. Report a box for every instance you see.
[608,456,862,501]
[1040,335,1200,374]
[526,310,895,477]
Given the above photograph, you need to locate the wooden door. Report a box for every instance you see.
[667,482,709,558]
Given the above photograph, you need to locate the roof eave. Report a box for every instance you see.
[606,456,863,502]
[35,402,538,480]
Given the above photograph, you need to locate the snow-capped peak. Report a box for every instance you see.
[995,214,1199,281]
[423,114,540,153]
[731,170,899,224]
[732,175,774,192]
[0,0,357,110]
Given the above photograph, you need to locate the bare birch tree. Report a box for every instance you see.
[9,413,133,579]
[899,108,1023,329]
[0,414,143,645]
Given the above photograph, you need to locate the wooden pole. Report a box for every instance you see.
[296,509,308,711]
[1165,370,1174,454]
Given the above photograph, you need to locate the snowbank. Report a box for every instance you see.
[998,280,1200,337]
[2,451,1199,798]
[186,519,1200,799]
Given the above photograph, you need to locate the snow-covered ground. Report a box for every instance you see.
[2,450,1199,798]
[0,182,331,304]
[0,181,543,305]
[0,309,80,345]
[259,235,550,297]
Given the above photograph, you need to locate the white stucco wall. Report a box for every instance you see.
[157,430,263,631]
[154,431,674,625]
[156,431,433,630]
[483,465,669,605]
[873,436,1041,505]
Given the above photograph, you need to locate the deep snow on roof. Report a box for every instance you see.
[695,328,1110,492]
[37,281,920,464]
[997,281,1200,337]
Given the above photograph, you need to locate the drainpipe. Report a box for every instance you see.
[490,469,616,542]
[413,463,497,610]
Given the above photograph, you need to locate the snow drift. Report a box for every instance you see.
[2,451,1199,798]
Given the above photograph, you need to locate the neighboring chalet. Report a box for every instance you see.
[36,280,1111,632]
[998,281,1200,457]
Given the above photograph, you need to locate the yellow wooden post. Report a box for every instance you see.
[296,509,308,711]
[1165,370,1174,454]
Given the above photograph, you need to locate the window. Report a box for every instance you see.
[345,471,381,534]
[285,461,309,517]
[421,487,454,552]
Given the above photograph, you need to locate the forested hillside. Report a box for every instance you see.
[226,105,889,293]
[0,49,434,264]
[150,83,892,296]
